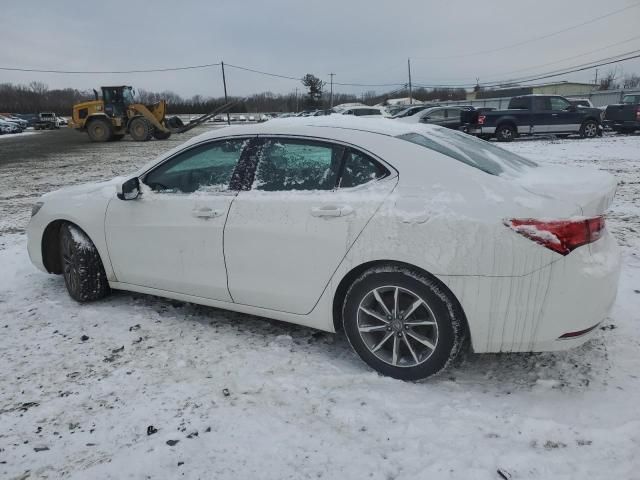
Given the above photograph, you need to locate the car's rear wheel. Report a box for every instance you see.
[579,120,598,139]
[342,266,466,380]
[59,224,110,302]
[495,124,515,142]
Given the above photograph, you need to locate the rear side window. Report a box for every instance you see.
[253,139,342,191]
[396,129,537,176]
[532,97,549,111]
[339,149,388,188]
[509,97,529,110]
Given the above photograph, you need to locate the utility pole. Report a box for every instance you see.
[295,87,299,113]
[594,68,599,86]
[329,73,335,108]
[407,58,413,105]
[221,61,230,125]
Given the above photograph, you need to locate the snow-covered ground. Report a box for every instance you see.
[1,132,639,479]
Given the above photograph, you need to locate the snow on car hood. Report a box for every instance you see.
[42,177,124,200]
[514,165,617,216]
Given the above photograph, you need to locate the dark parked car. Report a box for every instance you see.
[603,94,640,134]
[465,95,602,141]
[398,106,469,131]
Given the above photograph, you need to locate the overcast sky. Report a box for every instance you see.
[2,0,639,98]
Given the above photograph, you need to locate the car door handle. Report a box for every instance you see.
[310,205,354,217]
[192,207,223,218]
[551,113,558,116]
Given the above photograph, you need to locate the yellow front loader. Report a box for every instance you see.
[69,86,233,142]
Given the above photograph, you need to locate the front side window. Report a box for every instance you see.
[145,138,248,193]
[253,139,342,191]
[550,97,571,111]
[339,149,388,188]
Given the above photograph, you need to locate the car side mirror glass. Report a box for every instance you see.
[566,105,577,112]
[117,177,141,200]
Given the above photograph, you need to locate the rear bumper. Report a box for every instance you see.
[467,126,495,135]
[441,231,621,353]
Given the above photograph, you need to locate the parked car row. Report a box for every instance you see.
[0,114,29,134]
[214,93,639,142]
[383,95,604,142]
[0,112,68,133]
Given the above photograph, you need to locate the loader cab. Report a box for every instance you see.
[101,86,134,117]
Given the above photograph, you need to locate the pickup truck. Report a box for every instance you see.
[33,112,60,130]
[466,95,603,142]
[603,94,640,133]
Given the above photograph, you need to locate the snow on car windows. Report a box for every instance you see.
[253,140,340,191]
[397,129,537,176]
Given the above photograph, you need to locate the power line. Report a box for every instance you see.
[482,49,640,87]
[410,49,640,88]
[481,34,640,81]
[0,63,221,74]
[412,1,640,61]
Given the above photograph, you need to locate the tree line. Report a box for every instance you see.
[0,78,467,115]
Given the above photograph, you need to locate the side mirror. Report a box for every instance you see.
[117,177,141,200]
[566,105,577,112]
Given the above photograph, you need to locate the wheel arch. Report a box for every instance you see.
[331,259,470,340]
[495,118,517,131]
[41,220,103,275]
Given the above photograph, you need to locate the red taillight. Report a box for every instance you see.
[636,106,640,121]
[478,114,486,125]
[506,216,605,255]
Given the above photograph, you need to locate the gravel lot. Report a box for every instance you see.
[1,129,639,479]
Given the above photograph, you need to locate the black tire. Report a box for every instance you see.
[59,224,110,302]
[111,134,125,141]
[129,117,153,141]
[579,120,598,139]
[342,266,466,381]
[495,124,516,142]
[87,118,113,142]
[153,128,171,140]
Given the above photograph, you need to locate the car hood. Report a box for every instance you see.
[42,177,124,201]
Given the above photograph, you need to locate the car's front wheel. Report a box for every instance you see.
[342,266,466,380]
[60,224,110,302]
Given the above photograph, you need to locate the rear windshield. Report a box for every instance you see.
[396,129,537,176]
[622,95,640,104]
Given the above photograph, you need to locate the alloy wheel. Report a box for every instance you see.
[357,286,439,367]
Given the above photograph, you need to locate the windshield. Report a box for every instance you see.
[122,88,135,105]
[396,129,537,176]
[622,95,640,105]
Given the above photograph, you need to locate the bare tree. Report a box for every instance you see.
[622,74,640,89]
[598,70,619,91]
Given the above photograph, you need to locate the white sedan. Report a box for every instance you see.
[27,117,621,380]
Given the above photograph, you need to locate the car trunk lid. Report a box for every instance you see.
[515,165,617,216]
